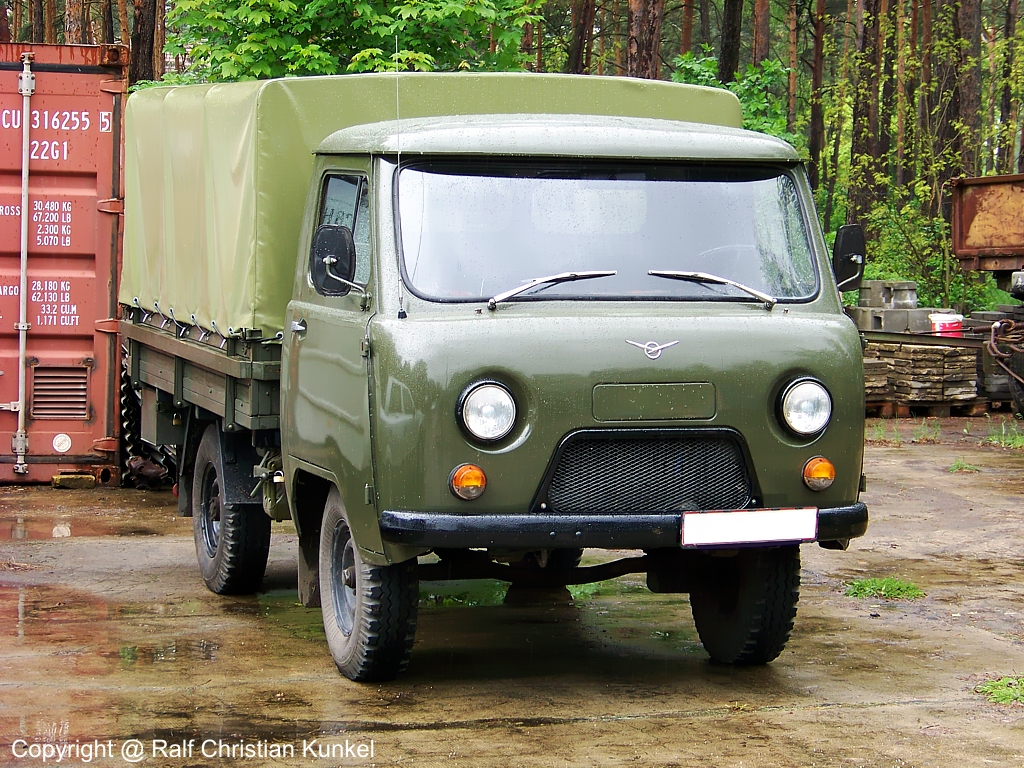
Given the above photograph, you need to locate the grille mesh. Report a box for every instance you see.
[31,367,89,419]
[545,434,751,514]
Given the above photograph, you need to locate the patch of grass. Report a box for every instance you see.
[912,418,941,443]
[986,417,1024,449]
[866,421,904,445]
[845,577,925,600]
[975,676,1024,705]
[419,579,508,608]
[948,457,980,473]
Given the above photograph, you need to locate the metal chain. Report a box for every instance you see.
[987,319,1024,387]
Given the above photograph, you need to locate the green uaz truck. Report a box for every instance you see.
[119,73,868,682]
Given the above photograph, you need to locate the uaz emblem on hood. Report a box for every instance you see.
[626,339,679,360]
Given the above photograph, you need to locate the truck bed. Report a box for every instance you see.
[121,308,280,437]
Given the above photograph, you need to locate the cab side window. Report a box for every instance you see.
[312,175,371,295]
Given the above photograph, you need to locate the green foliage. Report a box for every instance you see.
[844,577,925,600]
[862,194,1005,312]
[975,676,1024,705]
[166,0,541,82]
[670,50,802,149]
[911,418,941,443]
[986,417,1024,449]
[948,457,980,473]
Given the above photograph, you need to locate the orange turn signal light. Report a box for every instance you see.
[450,463,487,500]
[803,457,836,491]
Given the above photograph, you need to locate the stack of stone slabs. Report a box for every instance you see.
[119,73,743,338]
[863,345,892,401]
[889,344,978,404]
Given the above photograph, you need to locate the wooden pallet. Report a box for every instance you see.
[866,399,989,418]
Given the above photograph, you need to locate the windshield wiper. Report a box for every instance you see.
[648,270,776,311]
[487,271,617,310]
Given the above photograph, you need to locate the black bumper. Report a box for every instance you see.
[379,503,868,550]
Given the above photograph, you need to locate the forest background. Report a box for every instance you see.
[0,0,1014,310]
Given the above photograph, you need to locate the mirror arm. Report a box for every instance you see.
[323,256,366,296]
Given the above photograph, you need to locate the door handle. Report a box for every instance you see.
[290,318,307,334]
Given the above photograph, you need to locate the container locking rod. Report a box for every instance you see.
[14,52,35,475]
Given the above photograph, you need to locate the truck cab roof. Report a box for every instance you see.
[316,114,801,162]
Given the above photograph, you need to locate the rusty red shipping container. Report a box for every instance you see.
[952,174,1024,275]
[0,44,127,484]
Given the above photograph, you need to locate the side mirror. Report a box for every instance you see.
[832,224,865,292]
[310,224,359,296]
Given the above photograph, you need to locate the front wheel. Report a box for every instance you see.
[319,488,418,681]
[689,546,800,665]
[192,424,271,594]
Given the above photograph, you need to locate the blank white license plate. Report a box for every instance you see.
[682,508,818,547]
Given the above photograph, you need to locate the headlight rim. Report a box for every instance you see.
[456,379,518,443]
[778,377,833,437]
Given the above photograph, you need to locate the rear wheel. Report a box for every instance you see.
[192,424,271,594]
[320,488,418,681]
[689,546,800,665]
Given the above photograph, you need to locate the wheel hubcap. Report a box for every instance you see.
[331,521,357,637]
[199,467,221,558]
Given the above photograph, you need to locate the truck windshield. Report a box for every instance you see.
[396,161,818,303]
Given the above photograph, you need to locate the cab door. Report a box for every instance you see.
[283,167,377,533]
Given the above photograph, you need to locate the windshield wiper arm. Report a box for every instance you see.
[648,270,776,310]
[487,271,617,310]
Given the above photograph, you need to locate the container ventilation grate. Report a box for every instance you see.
[31,367,89,419]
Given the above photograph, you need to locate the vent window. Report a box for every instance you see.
[31,366,89,419]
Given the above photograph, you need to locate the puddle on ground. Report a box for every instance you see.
[0,487,180,540]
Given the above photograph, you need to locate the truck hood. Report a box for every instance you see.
[368,303,864,515]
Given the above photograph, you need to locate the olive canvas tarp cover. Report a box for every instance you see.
[120,73,742,337]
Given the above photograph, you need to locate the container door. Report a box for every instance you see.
[0,44,128,483]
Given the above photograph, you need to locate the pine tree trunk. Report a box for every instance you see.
[100,0,113,42]
[12,0,21,41]
[809,0,827,188]
[569,0,595,73]
[0,0,9,42]
[896,0,907,186]
[699,0,710,47]
[957,0,981,176]
[825,0,857,227]
[152,0,164,78]
[31,0,43,41]
[788,0,797,132]
[43,0,53,42]
[753,0,770,64]
[848,0,882,225]
[1003,0,1020,172]
[115,0,129,44]
[129,0,156,84]
[627,0,666,79]
[680,0,693,55]
[879,0,897,163]
[65,0,83,43]
[719,0,743,82]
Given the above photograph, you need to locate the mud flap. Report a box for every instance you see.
[179,413,261,517]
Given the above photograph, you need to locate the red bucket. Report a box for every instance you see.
[929,313,963,338]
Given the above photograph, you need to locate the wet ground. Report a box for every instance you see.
[1,418,1024,766]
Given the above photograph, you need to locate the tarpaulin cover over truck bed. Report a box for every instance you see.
[120,73,743,337]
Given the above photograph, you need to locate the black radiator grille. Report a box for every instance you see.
[544,434,752,514]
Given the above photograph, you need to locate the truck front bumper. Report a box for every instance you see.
[379,503,868,549]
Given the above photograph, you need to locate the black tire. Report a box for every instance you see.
[192,424,271,595]
[1010,377,1024,419]
[689,546,800,665]
[319,487,418,681]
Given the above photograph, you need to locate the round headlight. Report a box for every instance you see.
[459,382,516,442]
[780,379,832,436]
